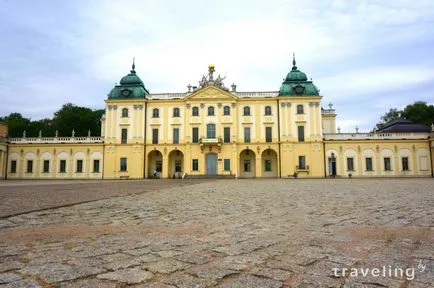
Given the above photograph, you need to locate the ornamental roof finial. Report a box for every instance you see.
[292,52,297,70]
[131,57,136,72]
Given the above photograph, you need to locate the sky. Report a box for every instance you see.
[0,0,433,132]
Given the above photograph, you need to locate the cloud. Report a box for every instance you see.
[0,0,434,130]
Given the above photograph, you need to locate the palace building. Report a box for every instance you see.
[1,57,433,179]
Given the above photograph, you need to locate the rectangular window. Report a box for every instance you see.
[192,159,199,171]
[43,160,50,173]
[298,156,306,170]
[224,127,231,143]
[60,160,66,173]
[244,160,251,172]
[244,127,251,143]
[76,160,83,173]
[224,159,230,171]
[402,157,409,171]
[365,157,373,171]
[265,159,272,172]
[173,128,179,144]
[384,157,391,171]
[266,127,272,143]
[27,160,33,173]
[152,128,159,144]
[10,160,17,173]
[120,157,127,172]
[347,157,354,171]
[156,160,162,172]
[192,127,199,143]
[93,160,100,173]
[121,128,127,144]
[298,126,305,142]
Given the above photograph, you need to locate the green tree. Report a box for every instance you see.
[52,103,103,137]
[401,101,434,127]
[375,108,402,130]
[0,113,31,137]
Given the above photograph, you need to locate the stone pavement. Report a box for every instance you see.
[0,179,433,287]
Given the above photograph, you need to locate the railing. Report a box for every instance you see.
[321,109,336,114]
[324,132,430,140]
[234,91,279,98]
[148,93,188,99]
[199,137,222,144]
[8,136,104,144]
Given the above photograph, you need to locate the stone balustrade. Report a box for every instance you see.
[324,132,430,140]
[8,136,104,144]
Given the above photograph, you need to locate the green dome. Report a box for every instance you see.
[108,61,149,99]
[120,70,143,85]
[279,54,320,97]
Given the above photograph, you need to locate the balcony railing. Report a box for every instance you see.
[199,137,222,144]
[324,132,430,141]
[8,136,104,144]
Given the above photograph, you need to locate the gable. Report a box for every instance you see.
[185,86,237,101]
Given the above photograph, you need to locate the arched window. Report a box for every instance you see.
[297,104,304,114]
[208,106,215,116]
[152,108,159,118]
[173,107,180,117]
[223,106,230,116]
[243,106,250,116]
[121,108,128,117]
[207,123,216,138]
[192,107,199,116]
[264,106,272,116]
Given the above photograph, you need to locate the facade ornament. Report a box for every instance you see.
[38,130,42,138]
[55,130,58,138]
[88,130,91,137]
[376,145,380,153]
[281,102,286,107]
[22,130,26,138]
[231,83,237,92]
[358,145,361,153]
[164,147,167,155]
[231,102,236,108]
[37,149,39,155]
[200,103,205,108]
[339,145,343,153]
[186,103,191,109]
[217,103,222,108]
[355,126,359,133]
[257,146,260,154]
[309,102,314,107]
[328,102,333,110]
[187,84,192,92]
[412,144,416,152]
[394,145,398,152]
[72,130,75,137]
[337,126,341,133]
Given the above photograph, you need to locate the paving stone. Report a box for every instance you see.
[97,268,153,284]
[188,267,238,279]
[249,267,293,281]
[20,263,104,283]
[219,274,282,288]
[0,273,21,284]
[163,273,216,288]
[144,259,189,274]
[58,278,117,288]
[0,279,42,288]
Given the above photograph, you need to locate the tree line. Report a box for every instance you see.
[0,103,104,137]
[375,101,434,130]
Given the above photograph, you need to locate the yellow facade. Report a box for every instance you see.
[1,63,433,180]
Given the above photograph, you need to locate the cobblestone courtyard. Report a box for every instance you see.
[0,179,433,288]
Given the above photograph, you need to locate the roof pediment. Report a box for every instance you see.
[185,85,237,101]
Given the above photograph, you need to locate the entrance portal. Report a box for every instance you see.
[328,158,337,177]
[206,153,217,175]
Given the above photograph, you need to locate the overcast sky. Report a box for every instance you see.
[1,0,433,132]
